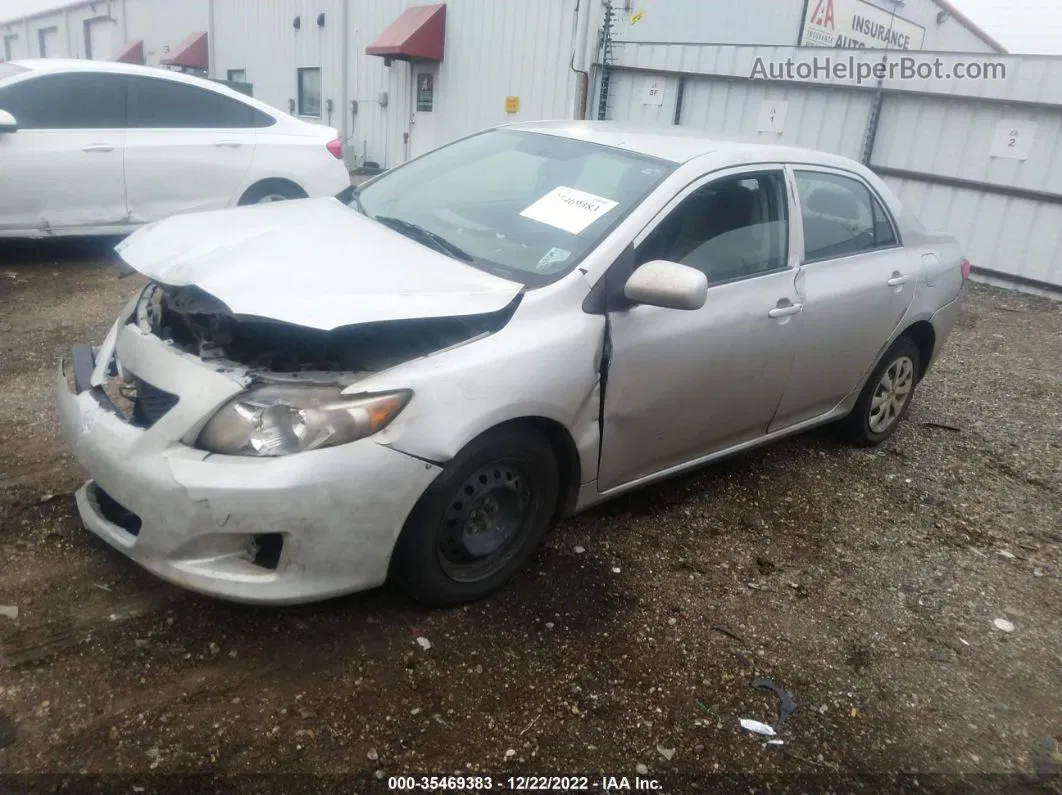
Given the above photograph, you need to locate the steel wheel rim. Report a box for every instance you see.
[869,355,915,434]
[437,461,536,583]
[257,194,290,203]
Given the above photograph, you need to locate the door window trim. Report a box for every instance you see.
[630,162,801,286]
[786,163,904,266]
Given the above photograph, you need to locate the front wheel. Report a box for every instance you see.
[237,180,307,205]
[389,426,559,607]
[840,336,921,446]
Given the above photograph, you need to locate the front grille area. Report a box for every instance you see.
[88,483,142,537]
[131,377,179,428]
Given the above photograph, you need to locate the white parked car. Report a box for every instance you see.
[0,59,350,238]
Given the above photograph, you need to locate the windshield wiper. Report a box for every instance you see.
[374,215,473,262]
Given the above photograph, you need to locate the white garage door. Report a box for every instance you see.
[37,27,59,58]
[85,18,116,60]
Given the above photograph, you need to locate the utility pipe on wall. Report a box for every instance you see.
[340,0,351,168]
[570,0,593,119]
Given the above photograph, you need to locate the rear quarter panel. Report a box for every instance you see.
[237,121,350,202]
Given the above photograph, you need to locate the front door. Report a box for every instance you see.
[0,72,127,233]
[768,167,918,431]
[124,75,257,222]
[409,65,439,160]
[598,167,804,492]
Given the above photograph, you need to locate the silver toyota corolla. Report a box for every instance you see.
[57,121,969,607]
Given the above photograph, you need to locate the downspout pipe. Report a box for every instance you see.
[570,0,593,119]
[341,0,351,168]
[207,0,216,76]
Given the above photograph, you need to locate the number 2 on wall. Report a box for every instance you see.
[1008,130,1019,147]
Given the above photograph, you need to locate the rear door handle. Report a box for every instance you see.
[768,302,803,319]
[215,140,243,148]
[82,144,114,153]
[887,273,912,287]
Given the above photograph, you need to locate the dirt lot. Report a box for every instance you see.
[1,240,1060,795]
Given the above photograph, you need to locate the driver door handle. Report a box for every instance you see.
[768,302,803,319]
[82,144,114,153]
[215,140,243,148]
[887,273,912,287]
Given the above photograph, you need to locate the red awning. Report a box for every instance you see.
[366,4,446,62]
[161,31,208,70]
[114,40,144,65]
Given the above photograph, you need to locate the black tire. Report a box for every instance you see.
[841,336,922,446]
[237,179,307,205]
[389,426,559,607]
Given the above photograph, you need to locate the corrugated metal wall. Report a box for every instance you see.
[604,0,996,53]
[599,42,1062,293]
[344,0,579,169]
[0,0,209,64]
[871,94,1062,195]
[212,0,347,131]
[211,0,582,170]
[882,176,1062,290]
[680,80,873,160]
[123,0,210,67]
[608,0,805,48]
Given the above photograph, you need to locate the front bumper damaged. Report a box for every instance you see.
[57,322,441,605]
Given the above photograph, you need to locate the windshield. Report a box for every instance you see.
[0,63,28,81]
[352,129,674,285]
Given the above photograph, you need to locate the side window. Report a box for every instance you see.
[637,170,790,284]
[0,73,126,129]
[297,67,322,118]
[128,76,274,129]
[871,192,898,247]
[795,170,898,262]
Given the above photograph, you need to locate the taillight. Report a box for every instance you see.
[960,258,971,281]
[326,138,343,160]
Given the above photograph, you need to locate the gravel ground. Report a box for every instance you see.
[1,240,1061,795]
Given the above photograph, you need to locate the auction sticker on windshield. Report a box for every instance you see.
[520,186,619,235]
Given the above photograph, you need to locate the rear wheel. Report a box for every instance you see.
[841,336,921,446]
[389,426,559,607]
[237,179,307,205]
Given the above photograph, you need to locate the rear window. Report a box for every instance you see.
[127,76,275,129]
[0,63,28,80]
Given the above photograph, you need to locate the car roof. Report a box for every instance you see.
[7,58,283,117]
[9,58,243,93]
[506,120,864,171]
[12,58,174,76]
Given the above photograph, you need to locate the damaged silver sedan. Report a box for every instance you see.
[58,121,968,606]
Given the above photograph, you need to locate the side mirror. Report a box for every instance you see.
[0,110,18,133]
[623,260,708,311]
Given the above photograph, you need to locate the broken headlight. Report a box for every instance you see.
[197,386,411,457]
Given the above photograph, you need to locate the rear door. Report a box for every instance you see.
[768,166,917,431]
[124,75,263,222]
[0,72,127,233]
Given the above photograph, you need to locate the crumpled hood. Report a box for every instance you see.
[114,197,524,331]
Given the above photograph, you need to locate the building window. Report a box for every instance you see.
[227,69,247,83]
[297,67,321,117]
[3,34,17,61]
